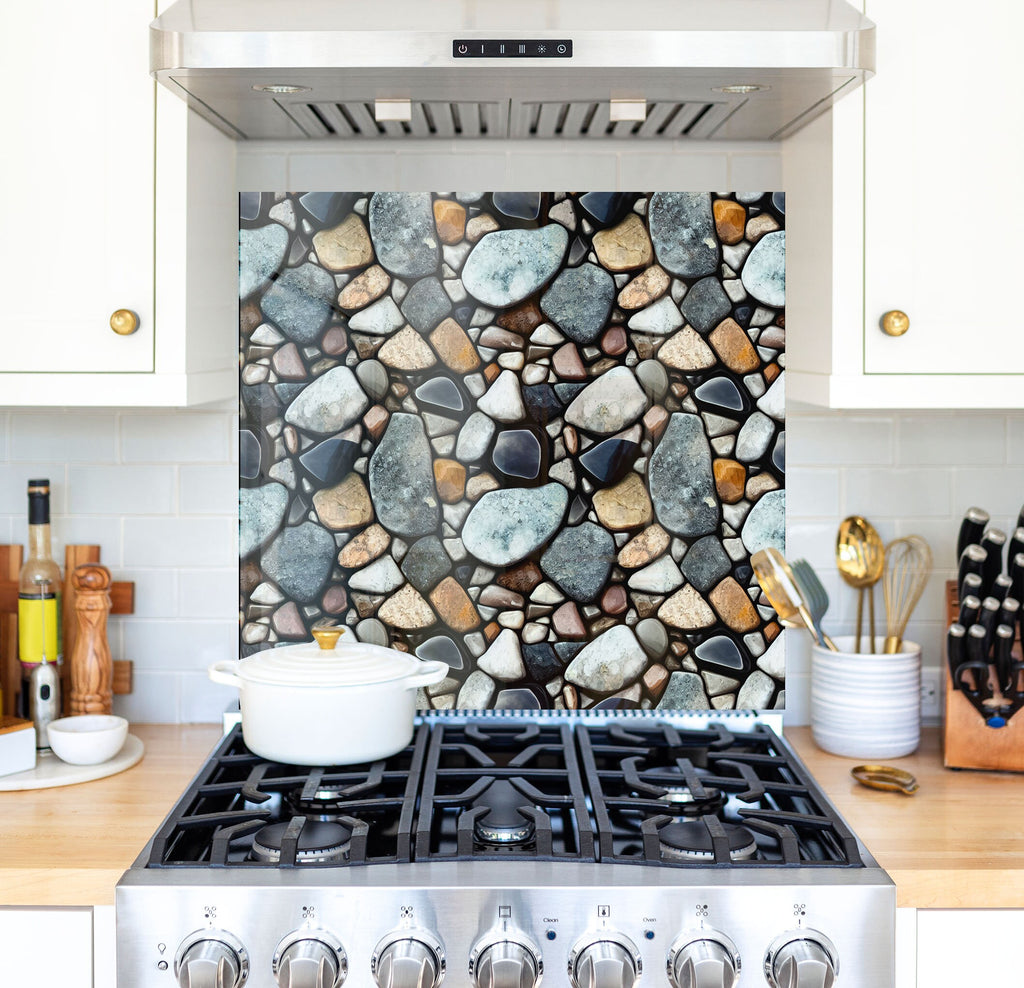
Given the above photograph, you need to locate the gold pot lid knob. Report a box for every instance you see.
[311,628,343,650]
[110,309,140,336]
[880,310,910,337]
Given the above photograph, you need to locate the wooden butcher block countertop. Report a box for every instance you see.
[1,724,1021,908]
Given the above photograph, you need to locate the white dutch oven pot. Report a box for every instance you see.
[209,628,448,765]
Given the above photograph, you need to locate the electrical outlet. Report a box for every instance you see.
[920,667,942,721]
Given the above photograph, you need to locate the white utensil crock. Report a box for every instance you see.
[209,631,448,765]
[810,635,921,759]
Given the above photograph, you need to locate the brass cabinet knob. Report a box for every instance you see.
[880,310,910,337]
[109,309,140,336]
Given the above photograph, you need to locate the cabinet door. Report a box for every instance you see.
[917,910,1022,984]
[0,0,154,373]
[0,907,93,988]
[862,0,1024,375]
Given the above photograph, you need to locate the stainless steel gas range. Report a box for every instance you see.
[116,712,894,988]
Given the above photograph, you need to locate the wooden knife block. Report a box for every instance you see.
[0,544,134,718]
[943,580,1024,772]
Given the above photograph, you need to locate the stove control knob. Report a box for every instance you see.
[471,937,543,988]
[668,932,740,988]
[175,930,249,988]
[274,931,347,988]
[764,931,838,988]
[568,935,641,988]
[372,931,445,988]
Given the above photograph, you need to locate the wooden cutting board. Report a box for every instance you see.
[0,733,143,791]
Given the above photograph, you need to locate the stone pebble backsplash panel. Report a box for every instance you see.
[239,191,786,712]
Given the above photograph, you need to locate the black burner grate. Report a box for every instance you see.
[146,725,427,867]
[576,721,863,867]
[143,719,862,870]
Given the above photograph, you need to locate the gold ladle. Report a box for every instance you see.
[836,516,886,653]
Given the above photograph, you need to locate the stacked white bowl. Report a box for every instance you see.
[810,636,921,759]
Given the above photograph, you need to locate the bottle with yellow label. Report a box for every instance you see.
[18,479,62,717]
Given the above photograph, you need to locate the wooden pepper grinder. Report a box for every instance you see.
[69,564,113,715]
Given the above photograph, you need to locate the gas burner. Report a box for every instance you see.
[251,820,352,864]
[471,780,536,845]
[286,785,353,820]
[656,785,727,817]
[658,821,757,863]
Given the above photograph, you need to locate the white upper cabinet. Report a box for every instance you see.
[0,0,236,406]
[785,0,1024,408]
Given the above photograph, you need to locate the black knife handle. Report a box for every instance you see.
[998,596,1020,631]
[960,573,984,607]
[958,507,990,562]
[966,624,992,694]
[947,623,967,686]
[978,597,1002,652]
[1009,527,1024,569]
[990,573,1014,603]
[958,545,988,599]
[1017,504,1024,535]
[980,529,1008,588]
[995,624,1016,695]
[1011,553,1024,606]
[958,594,982,628]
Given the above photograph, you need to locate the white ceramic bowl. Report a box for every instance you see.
[47,715,129,765]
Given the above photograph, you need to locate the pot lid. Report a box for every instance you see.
[236,628,431,687]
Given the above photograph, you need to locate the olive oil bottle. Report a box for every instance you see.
[18,479,62,721]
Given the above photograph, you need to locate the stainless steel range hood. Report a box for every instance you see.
[151,0,874,142]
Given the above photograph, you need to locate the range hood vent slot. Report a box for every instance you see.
[516,100,735,139]
[283,100,507,139]
[279,99,737,141]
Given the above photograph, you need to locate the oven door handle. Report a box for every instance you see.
[209,660,243,688]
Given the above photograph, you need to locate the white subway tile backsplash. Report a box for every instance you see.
[505,151,617,191]
[785,522,843,571]
[844,467,952,518]
[115,568,180,619]
[68,465,175,515]
[120,412,230,463]
[398,153,510,191]
[123,517,235,568]
[180,672,239,724]
[180,465,238,515]
[113,671,181,724]
[123,618,236,672]
[10,412,117,463]
[899,414,1006,465]
[617,153,728,191]
[781,672,809,726]
[290,152,399,191]
[729,154,783,191]
[0,464,67,513]
[38,516,124,568]
[951,466,1024,525]
[179,569,237,619]
[2,140,1020,724]
[783,468,839,517]
[787,413,893,466]
[1008,416,1024,465]
[236,151,289,190]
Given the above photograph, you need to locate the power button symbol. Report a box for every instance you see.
[458,44,468,54]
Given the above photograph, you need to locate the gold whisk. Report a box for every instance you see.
[882,535,932,654]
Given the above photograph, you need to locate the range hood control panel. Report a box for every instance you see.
[452,40,573,58]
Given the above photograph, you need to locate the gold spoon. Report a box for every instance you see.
[851,765,919,795]
[836,516,885,653]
